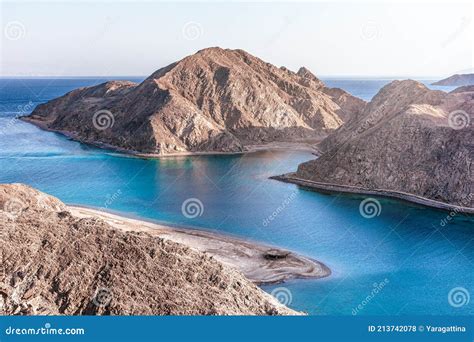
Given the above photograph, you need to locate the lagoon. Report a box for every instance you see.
[0,78,472,315]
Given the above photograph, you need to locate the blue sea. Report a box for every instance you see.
[0,77,471,315]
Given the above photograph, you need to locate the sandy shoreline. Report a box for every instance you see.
[21,117,322,158]
[69,205,331,285]
[272,173,474,214]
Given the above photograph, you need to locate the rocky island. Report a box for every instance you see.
[432,73,474,86]
[0,184,329,315]
[22,47,364,156]
[18,48,474,213]
[274,80,473,212]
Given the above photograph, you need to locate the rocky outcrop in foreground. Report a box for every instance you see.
[23,47,364,155]
[432,73,474,86]
[0,184,297,315]
[294,81,473,208]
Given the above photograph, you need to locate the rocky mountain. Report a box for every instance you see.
[0,184,297,315]
[432,73,474,86]
[294,80,473,208]
[23,47,364,155]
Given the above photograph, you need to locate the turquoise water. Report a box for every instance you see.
[0,78,472,315]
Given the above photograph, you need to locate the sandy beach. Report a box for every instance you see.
[69,205,331,285]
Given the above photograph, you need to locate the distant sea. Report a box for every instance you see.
[0,77,471,315]
[321,78,458,101]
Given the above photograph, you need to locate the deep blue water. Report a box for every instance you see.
[0,78,472,315]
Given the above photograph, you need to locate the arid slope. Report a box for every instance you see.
[23,47,364,155]
[295,81,473,208]
[0,184,298,315]
[432,73,474,86]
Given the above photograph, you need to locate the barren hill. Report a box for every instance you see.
[432,73,474,86]
[293,80,473,208]
[23,47,364,155]
[0,184,298,315]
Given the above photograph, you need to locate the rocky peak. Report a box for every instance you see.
[369,80,443,109]
[296,66,325,89]
[296,79,473,208]
[82,81,137,98]
[450,85,474,94]
[24,48,365,156]
[432,73,474,86]
[297,67,319,81]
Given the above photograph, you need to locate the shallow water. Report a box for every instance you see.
[0,78,472,315]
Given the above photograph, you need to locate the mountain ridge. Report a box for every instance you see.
[23,47,365,156]
[291,80,473,208]
[432,73,474,86]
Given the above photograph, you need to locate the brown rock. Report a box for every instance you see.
[0,184,298,315]
[432,73,474,86]
[295,80,473,208]
[23,47,365,155]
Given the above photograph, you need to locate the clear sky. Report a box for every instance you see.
[1,0,473,77]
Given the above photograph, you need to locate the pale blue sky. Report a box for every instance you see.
[1,1,473,77]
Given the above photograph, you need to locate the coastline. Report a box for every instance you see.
[20,116,322,158]
[22,115,471,213]
[271,173,474,215]
[69,205,331,285]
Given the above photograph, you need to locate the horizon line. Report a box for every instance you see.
[0,75,453,80]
